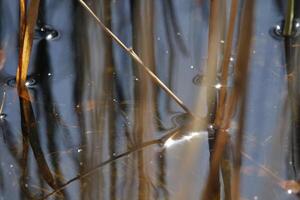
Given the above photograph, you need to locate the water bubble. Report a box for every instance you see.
[253,196,258,200]
[7,77,37,88]
[35,25,60,41]
[165,50,169,54]
[77,148,83,153]
[190,65,194,69]
[112,152,117,157]
[48,73,52,76]
[229,57,234,62]
[220,40,225,44]
[192,74,203,86]
[177,32,181,36]
[0,113,6,120]
[270,19,300,39]
[25,78,36,87]
[157,37,161,41]
[287,189,293,194]
[9,164,13,168]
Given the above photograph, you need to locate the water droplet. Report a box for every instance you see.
[165,50,169,54]
[229,57,234,62]
[80,162,83,166]
[25,78,36,87]
[287,189,293,194]
[35,25,59,41]
[220,40,225,44]
[7,77,37,88]
[135,77,139,81]
[0,113,6,120]
[253,196,258,200]
[157,37,161,41]
[10,164,13,168]
[270,19,300,39]
[48,73,52,76]
[24,184,28,188]
[77,148,83,153]
[112,152,117,157]
[177,32,181,36]
[190,65,194,69]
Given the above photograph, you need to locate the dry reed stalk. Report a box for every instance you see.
[16,0,40,99]
[215,0,239,126]
[283,0,295,36]
[201,0,254,199]
[78,0,194,118]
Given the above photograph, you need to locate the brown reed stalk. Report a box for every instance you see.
[215,0,239,127]
[78,0,194,118]
[201,0,255,199]
[16,0,40,99]
[283,0,295,36]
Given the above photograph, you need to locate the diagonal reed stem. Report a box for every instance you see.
[78,0,195,118]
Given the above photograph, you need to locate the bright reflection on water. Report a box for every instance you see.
[164,131,208,148]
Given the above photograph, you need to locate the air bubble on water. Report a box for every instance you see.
[287,189,293,194]
[230,57,234,62]
[177,32,181,36]
[112,152,117,157]
[253,196,258,200]
[192,74,203,86]
[220,40,225,44]
[157,37,161,41]
[25,78,36,87]
[35,25,60,41]
[0,113,6,120]
[48,73,52,76]
[10,164,13,168]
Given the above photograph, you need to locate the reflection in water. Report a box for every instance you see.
[1,0,300,200]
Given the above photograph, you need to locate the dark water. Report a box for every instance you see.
[0,0,300,199]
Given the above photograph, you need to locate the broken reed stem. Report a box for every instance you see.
[78,0,195,118]
[16,0,40,99]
